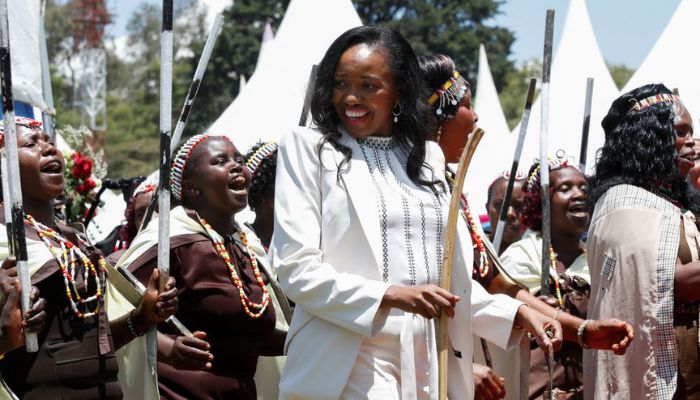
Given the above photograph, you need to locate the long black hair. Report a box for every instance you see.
[417,53,464,131]
[588,83,700,214]
[310,25,437,188]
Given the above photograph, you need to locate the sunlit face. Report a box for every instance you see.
[16,126,64,204]
[332,44,398,139]
[486,178,524,251]
[550,167,588,237]
[183,138,251,215]
[674,105,695,177]
[437,90,479,163]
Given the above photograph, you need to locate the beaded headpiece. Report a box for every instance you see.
[525,153,579,193]
[245,141,277,176]
[497,169,527,181]
[133,171,159,200]
[171,134,211,201]
[0,117,43,147]
[427,70,470,121]
[629,93,681,112]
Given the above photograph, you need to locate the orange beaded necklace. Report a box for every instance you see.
[26,214,106,318]
[459,194,490,278]
[198,216,270,319]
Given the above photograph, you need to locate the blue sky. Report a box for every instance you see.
[106,0,682,69]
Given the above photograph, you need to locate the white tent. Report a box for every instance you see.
[510,0,619,174]
[466,44,514,216]
[8,0,45,109]
[207,0,362,151]
[254,20,275,72]
[623,0,700,118]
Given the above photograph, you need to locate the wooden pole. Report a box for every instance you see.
[438,127,485,400]
[0,0,38,352]
[578,78,594,172]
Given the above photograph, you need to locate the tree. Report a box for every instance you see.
[353,0,516,93]
[185,0,290,139]
[607,62,633,90]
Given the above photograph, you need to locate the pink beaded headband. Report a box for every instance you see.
[629,93,681,112]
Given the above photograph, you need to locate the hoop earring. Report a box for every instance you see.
[392,103,402,123]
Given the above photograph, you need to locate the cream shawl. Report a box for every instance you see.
[584,184,687,400]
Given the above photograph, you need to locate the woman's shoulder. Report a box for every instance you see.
[500,230,541,268]
[593,184,678,219]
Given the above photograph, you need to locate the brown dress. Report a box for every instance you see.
[128,231,277,400]
[528,263,588,400]
[673,221,700,400]
[0,225,121,400]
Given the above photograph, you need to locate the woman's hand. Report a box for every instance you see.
[513,304,563,353]
[166,331,213,371]
[134,269,178,331]
[582,319,634,355]
[381,284,460,319]
[0,257,47,352]
[473,362,506,400]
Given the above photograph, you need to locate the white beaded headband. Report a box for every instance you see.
[526,154,579,192]
[171,134,211,201]
[245,141,277,176]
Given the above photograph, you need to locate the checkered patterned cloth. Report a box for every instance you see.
[591,184,680,399]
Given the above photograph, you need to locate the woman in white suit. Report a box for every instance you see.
[270,26,558,400]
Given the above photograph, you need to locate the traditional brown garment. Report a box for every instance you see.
[128,231,277,400]
[0,225,121,400]
[673,220,700,400]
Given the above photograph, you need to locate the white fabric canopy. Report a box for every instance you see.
[207,0,362,152]
[8,0,45,109]
[623,0,700,119]
[466,44,514,216]
[510,0,619,174]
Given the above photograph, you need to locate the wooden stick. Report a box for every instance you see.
[492,78,537,253]
[157,0,174,292]
[578,78,594,172]
[539,10,555,296]
[438,127,485,400]
[169,14,223,153]
[0,0,38,353]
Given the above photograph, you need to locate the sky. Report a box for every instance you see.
[106,0,683,70]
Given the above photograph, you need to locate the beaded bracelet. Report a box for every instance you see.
[127,310,146,338]
[577,319,593,349]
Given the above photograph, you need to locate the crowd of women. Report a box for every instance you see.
[0,23,696,400]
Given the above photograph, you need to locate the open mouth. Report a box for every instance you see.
[568,203,588,217]
[228,175,247,191]
[41,160,63,174]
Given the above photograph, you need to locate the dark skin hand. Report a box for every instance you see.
[473,363,506,400]
[0,256,47,353]
[159,331,213,371]
[381,284,459,319]
[111,269,178,350]
[674,258,700,303]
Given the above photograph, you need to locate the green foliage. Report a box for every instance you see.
[607,62,633,90]
[353,0,515,93]
[499,58,541,130]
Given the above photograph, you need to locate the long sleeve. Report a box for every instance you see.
[469,277,524,350]
[270,128,391,338]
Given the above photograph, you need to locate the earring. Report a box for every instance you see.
[436,125,443,142]
[392,103,402,123]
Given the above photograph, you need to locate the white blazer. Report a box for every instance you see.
[270,126,524,400]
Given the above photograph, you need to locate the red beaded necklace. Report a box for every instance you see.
[26,214,106,318]
[459,194,490,278]
[198,217,270,319]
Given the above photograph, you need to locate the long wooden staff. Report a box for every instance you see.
[141,13,224,232]
[578,78,594,172]
[438,127,485,400]
[492,78,537,253]
[0,0,38,352]
[157,0,174,292]
[169,14,223,153]
[539,10,555,296]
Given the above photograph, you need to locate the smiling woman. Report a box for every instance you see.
[116,133,285,400]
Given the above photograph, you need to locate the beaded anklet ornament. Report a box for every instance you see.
[460,194,489,278]
[26,215,106,318]
[198,217,270,318]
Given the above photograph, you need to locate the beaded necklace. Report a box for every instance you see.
[198,217,270,319]
[26,214,106,318]
[548,247,564,308]
[459,194,489,278]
